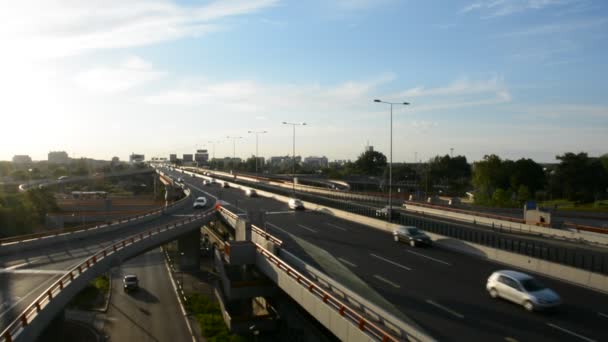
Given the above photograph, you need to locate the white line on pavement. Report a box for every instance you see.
[337,257,357,268]
[171,214,195,217]
[426,300,465,319]
[405,249,451,266]
[325,223,347,231]
[373,275,400,288]
[598,312,608,319]
[546,323,596,342]
[370,253,412,271]
[297,224,318,233]
[265,211,294,215]
[504,337,519,342]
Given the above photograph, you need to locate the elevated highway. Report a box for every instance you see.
[166,166,608,342]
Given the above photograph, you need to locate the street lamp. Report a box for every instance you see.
[226,136,243,171]
[207,140,221,160]
[282,122,306,195]
[248,130,267,173]
[374,99,410,223]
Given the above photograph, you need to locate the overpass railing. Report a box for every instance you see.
[1,207,216,342]
[0,177,190,248]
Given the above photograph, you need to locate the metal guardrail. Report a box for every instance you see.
[251,225,283,246]
[0,173,190,247]
[255,243,402,342]
[1,208,216,342]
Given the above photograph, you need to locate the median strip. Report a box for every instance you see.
[370,253,412,271]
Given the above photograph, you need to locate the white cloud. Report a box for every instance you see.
[0,0,278,60]
[400,77,504,98]
[499,17,608,37]
[74,56,165,92]
[461,0,579,18]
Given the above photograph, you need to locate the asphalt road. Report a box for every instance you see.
[104,248,192,342]
[0,197,199,335]
[166,167,608,342]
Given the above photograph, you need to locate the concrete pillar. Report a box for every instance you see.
[235,219,251,242]
[177,229,201,271]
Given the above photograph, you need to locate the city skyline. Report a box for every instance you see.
[1,0,607,163]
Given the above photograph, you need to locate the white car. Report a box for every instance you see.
[486,270,561,311]
[245,188,257,197]
[193,196,207,209]
[288,198,304,210]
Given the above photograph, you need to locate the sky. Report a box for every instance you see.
[0,0,607,163]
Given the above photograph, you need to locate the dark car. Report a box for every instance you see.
[393,226,433,247]
[123,274,139,292]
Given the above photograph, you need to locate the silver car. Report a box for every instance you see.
[486,270,561,311]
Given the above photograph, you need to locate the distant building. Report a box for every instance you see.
[365,145,374,153]
[270,155,301,168]
[129,153,145,163]
[12,155,32,164]
[194,149,209,164]
[169,154,177,162]
[48,151,69,164]
[304,156,328,168]
[111,156,120,166]
[183,154,193,162]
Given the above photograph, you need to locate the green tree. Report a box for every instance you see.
[510,158,545,195]
[354,150,387,176]
[551,153,608,203]
[517,185,531,205]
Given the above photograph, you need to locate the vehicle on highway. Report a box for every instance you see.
[245,188,257,197]
[193,196,208,209]
[486,270,561,311]
[123,274,139,292]
[375,206,400,220]
[221,181,230,188]
[57,175,69,181]
[393,226,432,247]
[177,177,184,183]
[288,198,304,210]
[203,179,211,186]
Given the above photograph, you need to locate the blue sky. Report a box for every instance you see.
[0,0,606,163]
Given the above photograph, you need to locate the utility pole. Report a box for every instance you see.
[248,130,267,173]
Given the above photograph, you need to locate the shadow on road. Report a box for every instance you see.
[129,287,159,304]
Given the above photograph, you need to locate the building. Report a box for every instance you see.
[48,151,69,164]
[304,156,328,169]
[111,156,120,166]
[12,155,32,164]
[194,149,209,164]
[269,155,301,168]
[129,153,145,163]
[169,154,177,163]
[183,154,193,162]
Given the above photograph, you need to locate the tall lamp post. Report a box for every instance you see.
[282,122,306,195]
[248,130,267,173]
[207,140,221,161]
[226,136,243,171]
[374,99,410,223]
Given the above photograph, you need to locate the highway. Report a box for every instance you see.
[0,188,207,336]
[104,248,192,342]
[165,167,608,342]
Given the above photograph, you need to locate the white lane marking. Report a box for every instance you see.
[546,323,597,342]
[405,249,451,266]
[598,312,608,319]
[369,253,412,271]
[325,223,347,231]
[373,275,400,288]
[0,269,68,275]
[504,337,519,342]
[162,248,197,342]
[172,214,195,217]
[4,256,46,270]
[265,211,293,215]
[337,257,357,268]
[297,224,318,233]
[426,300,465,319]
[187,184,218,200]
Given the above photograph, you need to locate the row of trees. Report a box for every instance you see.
[0,188,58,237]
[473,153,608,206]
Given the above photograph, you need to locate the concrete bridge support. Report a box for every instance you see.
[177,229,201,271]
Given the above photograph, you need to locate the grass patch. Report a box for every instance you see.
[69,274,109,310]
[185,293,249,341]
